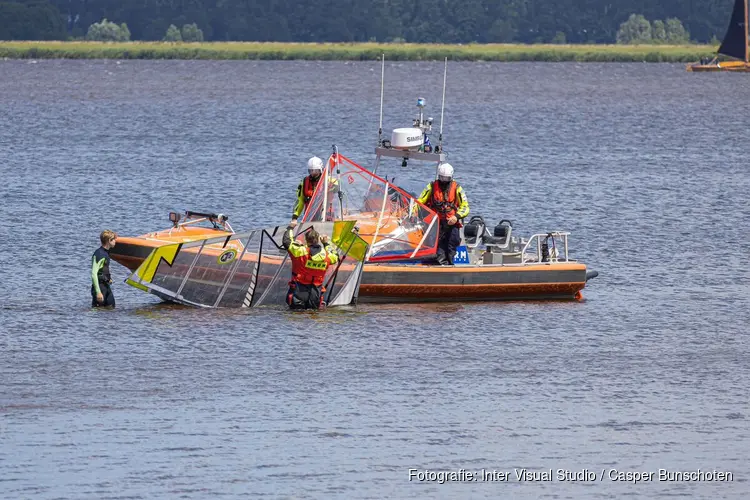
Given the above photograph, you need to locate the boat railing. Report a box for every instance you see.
[162,211,234,237]
[520,232,570,264]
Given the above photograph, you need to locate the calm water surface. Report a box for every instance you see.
[1,60,749,499]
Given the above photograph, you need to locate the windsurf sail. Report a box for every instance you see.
[718,0,749,61]
[125,221,368,308]
[301,151,439,262]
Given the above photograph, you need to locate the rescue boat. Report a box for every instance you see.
[109,59,598,304]
[111,209,596,303]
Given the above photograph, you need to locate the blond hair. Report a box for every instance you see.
[100,229,117,245]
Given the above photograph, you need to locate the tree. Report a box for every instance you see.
[651,20,666,43]
[616,14,651,44]
[14,1,726,44]
[0,0,66,40]
[119,22,130,41]
[551,31,567,44]
[86,18,130,41]
[487,19,516,42]
[665,18,690,43]
[181,22,203,42]
[163,24,182,42]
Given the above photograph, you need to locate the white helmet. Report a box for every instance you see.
[307,156,324,175]
[437,162,454,182]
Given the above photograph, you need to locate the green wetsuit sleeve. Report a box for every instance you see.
[91,255,105,295]
[456,185,470,219]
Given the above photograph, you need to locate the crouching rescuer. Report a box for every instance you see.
[282,225,339,310]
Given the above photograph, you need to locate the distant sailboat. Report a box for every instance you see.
[688,0,750,71]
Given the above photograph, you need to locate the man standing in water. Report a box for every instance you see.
[282,226,339,310]
[91,230,117,307]
[417,163,470,265]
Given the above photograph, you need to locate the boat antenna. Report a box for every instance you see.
[333,144,343,220]
[438,57,447,151]
[378,53,385,146]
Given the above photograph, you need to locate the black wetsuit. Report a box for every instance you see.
[91,246,115,307]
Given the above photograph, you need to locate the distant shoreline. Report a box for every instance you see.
[0,41,716,62]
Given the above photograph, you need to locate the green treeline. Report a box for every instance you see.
[0,0,66,40]
[0,0,735,44]
[0,41,718,62]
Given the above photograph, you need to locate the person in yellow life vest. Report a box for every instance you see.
[417,162,470,265]
[282,225,339,310]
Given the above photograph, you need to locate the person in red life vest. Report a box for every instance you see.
[290,156,324,227]
[290,156,340,227]
[417,162,470,265]
[282,226,339,310]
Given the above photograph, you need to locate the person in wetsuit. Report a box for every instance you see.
[91,230,117,307]
[282,226,339,310]
[417,162,470,265]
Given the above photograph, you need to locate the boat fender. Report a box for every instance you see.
[586,270,599,281]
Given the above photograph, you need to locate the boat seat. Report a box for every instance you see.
[484,223,512,249]
[484,235,508,246]
[463,216,489,248]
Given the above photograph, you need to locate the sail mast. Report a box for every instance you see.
[745,0,749,62]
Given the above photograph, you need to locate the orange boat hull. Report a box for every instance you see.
[111,227,589,303]
[686,60,750,72]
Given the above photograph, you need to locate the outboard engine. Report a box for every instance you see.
[463,216,486,246]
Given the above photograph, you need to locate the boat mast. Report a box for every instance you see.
[378,54,385,145]
[438,57,447,152]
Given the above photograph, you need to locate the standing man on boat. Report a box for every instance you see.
[91,229,117,307]
[290,156,323,227]
[290,156,341,227]
[282,225,339,310]
[418,163,470,265]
